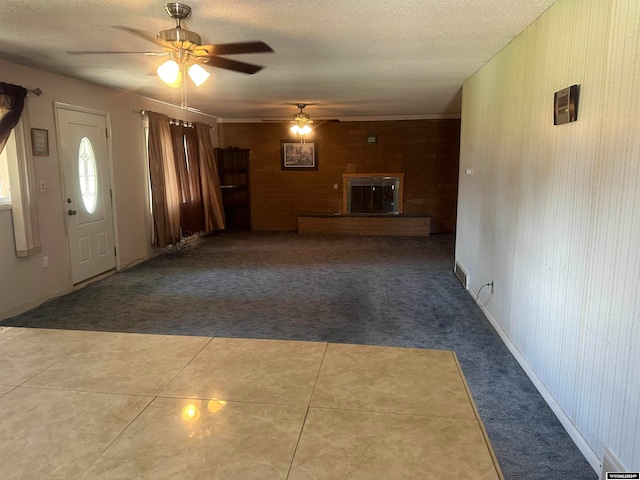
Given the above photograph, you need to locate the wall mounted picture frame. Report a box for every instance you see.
[31,128,49,156]
[281,140,318,170]
[554,84,580,125]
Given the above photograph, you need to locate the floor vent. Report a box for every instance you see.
[601,448,625,480]
[454,261,469,290]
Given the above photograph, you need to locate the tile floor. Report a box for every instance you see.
[0,327,503,479]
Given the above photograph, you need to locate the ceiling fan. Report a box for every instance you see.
[264,103,339,136]
[67,2,273,99]
[289,104,314,135]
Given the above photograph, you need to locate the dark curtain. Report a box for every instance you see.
[170,123,205,234]
[0,82,28,155]
[147,112,224,244]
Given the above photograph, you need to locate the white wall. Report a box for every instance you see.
[0,58,216,319]
[456,0,639,473]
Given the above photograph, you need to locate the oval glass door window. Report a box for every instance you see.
[78,137,97,214]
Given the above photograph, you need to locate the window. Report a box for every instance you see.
[0,129,17,206]
[78,136,97,214]
[0,112,41,256]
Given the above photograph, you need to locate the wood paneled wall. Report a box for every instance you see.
[217,119,460,232]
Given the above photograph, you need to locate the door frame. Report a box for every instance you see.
[54,102,119,288]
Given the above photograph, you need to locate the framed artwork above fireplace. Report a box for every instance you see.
[281,140,318,170]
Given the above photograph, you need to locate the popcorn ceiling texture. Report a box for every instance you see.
[0,0,557,118]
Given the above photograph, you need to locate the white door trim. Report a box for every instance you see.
[54,102,119,287]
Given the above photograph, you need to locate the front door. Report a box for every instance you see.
[56,105,116,284]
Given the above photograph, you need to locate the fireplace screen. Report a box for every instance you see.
[346,176,402,214]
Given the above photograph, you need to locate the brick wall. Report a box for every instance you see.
[298,215,431,237]
[217,119,460,232]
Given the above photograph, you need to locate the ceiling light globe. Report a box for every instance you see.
[188,64,210,87]
[291,124,312,135]
[157,60,181,88]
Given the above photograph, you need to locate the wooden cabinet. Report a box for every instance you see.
[214,147,251,230]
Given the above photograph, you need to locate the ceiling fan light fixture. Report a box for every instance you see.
[291,124,312,135]
[157,59,181,87]
[188,63,210,87]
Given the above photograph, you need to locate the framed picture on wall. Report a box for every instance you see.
[281,140,318,170]
[31,128,49,156]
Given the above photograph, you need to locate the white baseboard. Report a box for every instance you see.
[0,286,73,322]
[1,251,153,322]
[468,286,601,474]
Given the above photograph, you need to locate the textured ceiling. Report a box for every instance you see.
[0,0,557,121]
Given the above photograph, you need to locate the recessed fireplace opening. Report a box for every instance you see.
[342,173,404,214]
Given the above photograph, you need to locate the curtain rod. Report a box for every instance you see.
[139,110,213,129]
[0,83,42,96]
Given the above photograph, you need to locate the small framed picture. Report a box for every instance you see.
[281,140,317,170]
[31,128,49,156]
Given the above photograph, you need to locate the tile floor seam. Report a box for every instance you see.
[74,394,157,480]
[285,342,329,479]
[307,342,330,406]
[17,351,78,387]
[153,395,312,408]
[451,351,505,479]
[285,406,311,480]
[154,335,215,397]
[0,385,16,398]
[451,351,481,422]
[304,404,481,421]
[9,384,159,398]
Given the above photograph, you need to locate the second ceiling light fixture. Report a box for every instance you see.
[289,104,314,137]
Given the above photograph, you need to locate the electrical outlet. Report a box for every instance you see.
[40,180,46,192]
[43,256,49,268]
[333,183,339,190]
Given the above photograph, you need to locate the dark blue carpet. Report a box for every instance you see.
[2,231,597,480]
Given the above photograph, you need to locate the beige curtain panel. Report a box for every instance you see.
[147,111,181,248]
[196,122,226,231]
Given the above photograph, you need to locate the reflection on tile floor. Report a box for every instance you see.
[0,327,503,479]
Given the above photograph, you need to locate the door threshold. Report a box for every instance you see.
[73,268,117,291]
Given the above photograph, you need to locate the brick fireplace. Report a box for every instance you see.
[298,172,430,237]
[342,173,404,214]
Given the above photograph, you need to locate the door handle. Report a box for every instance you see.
[68,209,77,216]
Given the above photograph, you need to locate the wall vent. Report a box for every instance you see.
[601,448,625,480]
[454,261,469,290]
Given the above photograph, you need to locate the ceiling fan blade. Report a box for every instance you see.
[204,56,264,74]
[262,119,338,125]
[113,26,178,51]
[193,41,273,56]
[314,119,341,127]
[65,51,166,55]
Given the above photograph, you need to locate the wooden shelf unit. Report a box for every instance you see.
[215,147,251,230]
